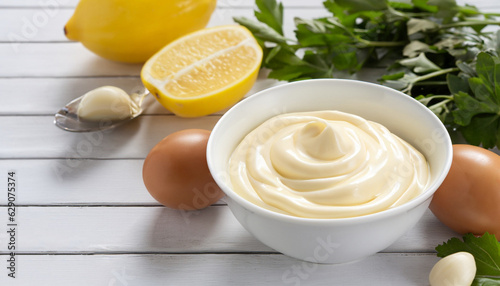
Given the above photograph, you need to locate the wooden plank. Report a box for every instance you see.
[0,8,329,77]
[0,159,157,205]
[0,74,280,115]
[0,77,148,115]
[0,253,439,285]
[0,0,325,8]
[1,0,498,9]
[0,159,470,251]
[389,211,459,253]
[0,205,457,253]
[0,115,221,159]
[0,8,250,42]
[0,42,143,77]
[0,7,71,42]
[0,206,273,253]
[0,7,329,42]
[0,156,489,250]
[0,0,81,8]
[0,159,229,206]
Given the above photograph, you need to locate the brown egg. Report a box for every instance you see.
[142,129,224,210]
[430,144,500,238]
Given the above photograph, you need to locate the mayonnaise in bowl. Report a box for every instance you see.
[228,110,430,219]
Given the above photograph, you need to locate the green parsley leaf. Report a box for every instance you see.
[233,17,288,44]
[380,71,405,81]
[475,52,499,96]
[255,0,284,35]
[456,61,477,77]
[449,52,500,148]
[403,41,433,58]
[436,233,500,277]
[453,90,498,126]
[326,0,388,13]
[398,52,441,73]
[447,74,469,95]
[263,46,333,81]
[460,114,500,148]
[473,277,500,286]
[411,0,438,13]
[426,0,459,23]
[469,77,497,106]
[294,18,353,47]
[407,18,439,36]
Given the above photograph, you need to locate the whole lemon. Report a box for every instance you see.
[64,0,217,63]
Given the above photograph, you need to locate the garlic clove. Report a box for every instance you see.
[77,86,133,121]
[429,251,476,286]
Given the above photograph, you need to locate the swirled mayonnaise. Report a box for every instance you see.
[228,110,430,219]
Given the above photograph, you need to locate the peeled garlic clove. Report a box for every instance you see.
[429,252,476,286]
[77,86,133,121]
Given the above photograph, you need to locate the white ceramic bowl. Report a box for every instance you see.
[207,79,452,264]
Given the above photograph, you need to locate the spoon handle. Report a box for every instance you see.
[130,88,151,115]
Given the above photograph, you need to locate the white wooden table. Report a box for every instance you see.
[1,0,498,285]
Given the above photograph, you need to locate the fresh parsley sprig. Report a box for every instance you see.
[436,233,500,285]
[234,0,500,149]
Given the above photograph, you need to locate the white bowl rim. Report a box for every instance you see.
[207,78,453,226]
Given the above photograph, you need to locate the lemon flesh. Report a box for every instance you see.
[64,0,216,63]
[141,25,263,117]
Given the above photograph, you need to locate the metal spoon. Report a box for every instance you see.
[54,87,150,132]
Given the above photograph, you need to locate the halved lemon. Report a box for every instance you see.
[141,25,263,117]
